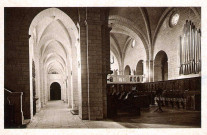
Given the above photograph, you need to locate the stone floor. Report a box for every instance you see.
[26,100,201,128]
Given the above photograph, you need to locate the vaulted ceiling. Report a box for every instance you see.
[109,7,168,55]
[109,7,200,61]
[32,16,71,74]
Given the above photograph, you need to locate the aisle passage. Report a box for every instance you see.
[26,101,125,128]
[27,101,86,128]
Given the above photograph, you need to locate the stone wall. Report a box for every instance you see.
[124,37,147,74]
[154,7,201,80]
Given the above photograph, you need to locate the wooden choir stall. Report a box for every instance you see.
[106,77,201,118]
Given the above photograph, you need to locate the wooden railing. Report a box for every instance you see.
[4,88,24,128]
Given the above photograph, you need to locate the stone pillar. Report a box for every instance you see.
[78,8,89,120]
[67,66,72,108]
[144,60,149,82]
[121,53,125,75]
[79,8,110,120]
[144,60,153,82]
[149,60,154,82]
[39,61,44,107]
[101,14,111,118]
[44,68,47,104]
[35,60,41,112]
[72,44,79,111]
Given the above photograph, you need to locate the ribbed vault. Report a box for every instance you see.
[29,8,80,117]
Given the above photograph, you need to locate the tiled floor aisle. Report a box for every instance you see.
[27,100,201,128]
[27,100,125,128]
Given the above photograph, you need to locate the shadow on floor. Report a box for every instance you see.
[110,107,201,128]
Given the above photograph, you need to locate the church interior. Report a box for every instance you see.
[4,7,201,128]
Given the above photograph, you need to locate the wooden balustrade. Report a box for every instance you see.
[4,88,24,128]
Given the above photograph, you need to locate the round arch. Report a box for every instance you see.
[136,60,144,75]
[29,8,78,44]
[154,50,168,81]
[124,65,131,75]
[50,82,61,100]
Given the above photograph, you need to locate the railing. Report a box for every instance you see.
[4,88,24,128]
[107,75,144,83]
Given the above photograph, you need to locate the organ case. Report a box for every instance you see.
[179,20,201,75]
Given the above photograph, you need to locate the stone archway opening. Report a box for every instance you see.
[124,65,131,75]
[29,8,80,117]
[154,50,168,81]
[136,60,144,75]
[50,82,61,100]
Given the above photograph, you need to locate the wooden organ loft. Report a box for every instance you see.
[107,20,201,118]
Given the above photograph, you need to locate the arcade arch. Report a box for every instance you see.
[29,8,81,117]
[124,65,131,75]
[154,50,168,81]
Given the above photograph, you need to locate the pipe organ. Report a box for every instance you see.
[179,20,201,75]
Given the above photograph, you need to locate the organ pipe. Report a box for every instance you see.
[179,20,201,75]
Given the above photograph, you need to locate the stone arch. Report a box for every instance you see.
[124,65,131,75]
[136,60,144,75]
[29,8,81,117]
[50,82,61,100]
[29,8,78,45]
[154,50,168,81]
[48,79,64,101]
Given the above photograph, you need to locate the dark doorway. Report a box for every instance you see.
[50,82,61,100]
